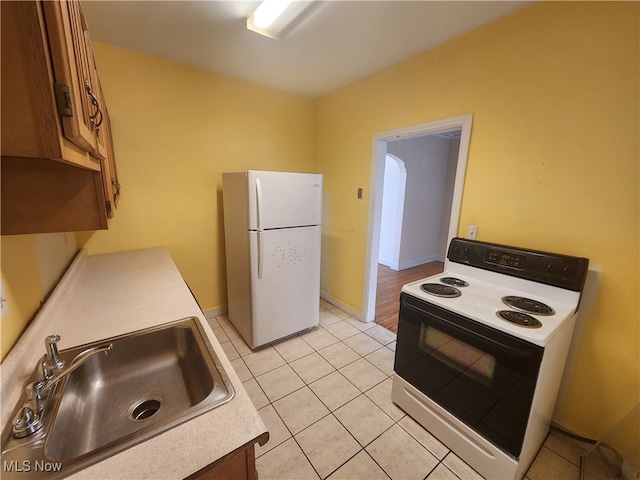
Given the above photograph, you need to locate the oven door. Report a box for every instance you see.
[394,292,544,458]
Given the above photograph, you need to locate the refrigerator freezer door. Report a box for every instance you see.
[249,225,320,348]
[248,171,322,230]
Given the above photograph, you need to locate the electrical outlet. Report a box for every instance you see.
[466,225,478,240]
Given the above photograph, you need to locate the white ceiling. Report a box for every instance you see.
[81,1,533,98]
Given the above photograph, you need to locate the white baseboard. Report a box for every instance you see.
[320,290,367,322]
[378,257,398,270]
[397,255,444,270]
[204,295,369,323]
[378,255,444,272]
[202,306,228,319]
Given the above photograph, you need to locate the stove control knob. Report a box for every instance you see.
[547,263,555,273]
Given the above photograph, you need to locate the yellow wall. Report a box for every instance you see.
[1,233,77,358]
[316,2,639,438]
[1,1,637,439]
[75,43,316,311]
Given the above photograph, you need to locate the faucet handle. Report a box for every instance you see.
[44,335,65,373]
[12,405,43,438]
[12,381,46,438]
[26,381,46,411]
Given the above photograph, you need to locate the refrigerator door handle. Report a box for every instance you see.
[255,177,263,232]
[255,177,264,279]
[257,230,264,279]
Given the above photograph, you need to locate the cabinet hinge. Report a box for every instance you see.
[54,84,73,117]
[105,200,112,216]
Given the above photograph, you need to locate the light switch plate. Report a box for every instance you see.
[0,280,7,317]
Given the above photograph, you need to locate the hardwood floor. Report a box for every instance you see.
[374,261,444,333]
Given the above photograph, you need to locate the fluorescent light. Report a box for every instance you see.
[247,0,318,40]
[251,0,294,29]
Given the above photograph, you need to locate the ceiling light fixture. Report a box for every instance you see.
[247,0,318,40]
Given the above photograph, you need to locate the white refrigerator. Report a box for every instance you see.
[222,170,322,349]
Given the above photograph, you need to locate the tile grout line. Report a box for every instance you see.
[244,315,447,480]
[219,308,587,480]
[243,316,390,472]
[222,312,447,479]
[255,368,400,479]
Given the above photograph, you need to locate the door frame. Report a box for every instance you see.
[363,113,473,322]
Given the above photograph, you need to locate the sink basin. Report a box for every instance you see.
[1,317,235,479]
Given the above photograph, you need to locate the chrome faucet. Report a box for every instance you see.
[12,336,113,438]
[41,335,66,381]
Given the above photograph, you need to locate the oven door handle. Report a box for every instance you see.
[402,297,541,359]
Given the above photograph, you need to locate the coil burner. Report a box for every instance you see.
[496,310,542,328]
[502,296,555,316]
[420,283,461,298]
[440,277,469,287]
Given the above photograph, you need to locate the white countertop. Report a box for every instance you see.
[1,247,268,479]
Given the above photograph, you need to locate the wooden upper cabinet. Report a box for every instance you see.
[0,0,120,235]
[1,0,90,167]
[43,0,106,158]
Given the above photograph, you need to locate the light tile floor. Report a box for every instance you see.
[208,301,588,480]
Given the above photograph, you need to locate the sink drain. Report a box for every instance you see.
[130,399,162,421]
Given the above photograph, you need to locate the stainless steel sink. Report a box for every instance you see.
[1,317,235,479]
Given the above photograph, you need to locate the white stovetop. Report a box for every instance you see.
[0,247,267,479]
[401,263,582,347]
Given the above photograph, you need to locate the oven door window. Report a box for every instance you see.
[395,293,544,459]
[421,326,496,386]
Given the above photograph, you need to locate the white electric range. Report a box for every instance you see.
[392,237,589,480]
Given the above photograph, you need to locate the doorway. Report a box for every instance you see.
[378,154,407,270]
[363,114,473,322]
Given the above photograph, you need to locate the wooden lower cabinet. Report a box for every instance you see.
[187,433,269,480]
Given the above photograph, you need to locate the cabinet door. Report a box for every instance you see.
[88,39,109,160]
[43,0,100,154]
[93,77,109,160]
[98,107,120,218]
